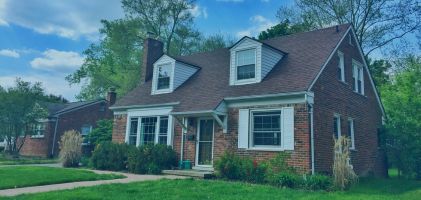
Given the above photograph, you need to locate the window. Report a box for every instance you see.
[81,125,92,145]
[140,117,157,145]
[333,115,341,139]
[32,123,45,138]
[348,118,355,150]
[128,116,169,146]
[158,116,168,144]
[251,110,282,147]
[353,62,364,94]
[129,118,138,145]
[157,64,171,90]
[236,49,256,80]
[349,34,353,46]
[337,51,345,82]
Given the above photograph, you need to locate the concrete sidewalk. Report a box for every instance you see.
[0,169,186,197]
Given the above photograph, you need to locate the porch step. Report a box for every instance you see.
[162,170,214,179]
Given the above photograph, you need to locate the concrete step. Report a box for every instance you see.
[162,170,214,179]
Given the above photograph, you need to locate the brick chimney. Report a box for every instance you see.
[106,87,116,106]
[141,36,164,83]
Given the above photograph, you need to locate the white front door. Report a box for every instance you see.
[195,118,214,167]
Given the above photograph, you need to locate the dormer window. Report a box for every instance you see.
[157,64,171,90]
[236,49,256,80]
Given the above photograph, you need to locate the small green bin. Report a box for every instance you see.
[180,160,191,170]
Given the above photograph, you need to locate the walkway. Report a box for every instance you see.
[0,169,186,197]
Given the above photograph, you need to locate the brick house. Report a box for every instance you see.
[20,90,116,157]
[111,24,387,176]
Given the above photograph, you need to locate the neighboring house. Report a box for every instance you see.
[20,90,116,157]
[111,24,387,176]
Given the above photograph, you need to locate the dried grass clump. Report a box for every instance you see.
[59,130,83,167]
[333,136,358,190]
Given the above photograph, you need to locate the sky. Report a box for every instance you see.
[0,0,293,101]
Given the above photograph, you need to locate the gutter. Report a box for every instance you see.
[51,116,60,157]
[309,104,315,175]
[109,102,179,111]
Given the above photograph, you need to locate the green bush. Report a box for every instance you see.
[88,119,113,146]
[267,172,302,188]
[127,144,177,174]
[91,142,133,171]
[304,174,332,190]
[214,152,266,183]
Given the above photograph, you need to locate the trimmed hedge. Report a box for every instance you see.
[128,144,177,174]
[91,142,133,171]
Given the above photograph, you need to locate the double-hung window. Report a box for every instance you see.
[348,118,355,150]
[128,116,169,146]
[337,51,345,82]
[157,64,171,90]
[353,61,364,94]
[333,114,341,139]
[251,110,282,147]
[32,123,45,138]
[236,49,256,81]
[81,125,92,145]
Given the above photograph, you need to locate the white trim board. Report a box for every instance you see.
[307,25,385,117]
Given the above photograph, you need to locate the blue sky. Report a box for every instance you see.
[0,0,293,101]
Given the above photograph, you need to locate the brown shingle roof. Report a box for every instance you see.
[113,24,351,112]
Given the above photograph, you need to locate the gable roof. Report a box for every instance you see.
[112,24,352,112]
[43,99,106,117]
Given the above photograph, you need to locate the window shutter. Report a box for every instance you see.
[282,107,294,150]
[238,109,249,149]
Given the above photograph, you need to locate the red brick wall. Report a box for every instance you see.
[112,114,127,143]
[311,33,386,176]
[21,101,112,157]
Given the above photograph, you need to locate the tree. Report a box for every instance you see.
[0,79,49,156]
[88,119,113,146]
[368,59,392,89]
[278,0,421,56]
[382,55,421,179]
[258,20,313,40]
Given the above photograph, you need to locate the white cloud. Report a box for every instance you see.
[0,49,20,58]
[236,15,276,38]
[30,49,84,72]
[190,4,208,19]
[0,75,79,101]
[0,0,124,40]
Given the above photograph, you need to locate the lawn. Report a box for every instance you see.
[0,166,125,190]
[0,154,58,165]
[1,176,420,200]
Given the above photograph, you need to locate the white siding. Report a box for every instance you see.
[173,61,198,89]
[282,107,294,150]
[261,46,283,79]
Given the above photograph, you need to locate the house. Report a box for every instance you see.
[111,24,387,176]
[20,89,116,157]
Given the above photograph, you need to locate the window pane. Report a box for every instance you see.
[157,64,171,90]
[141,117,157,145]
[159,116,168,145]
[236,49,255,66]
[237,64,255,80]
[333,117,339,139]
[129,118,138,145]
[252,111,281,146]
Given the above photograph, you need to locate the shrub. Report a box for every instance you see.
[304,174,332,190]
[127,144,177,174]
[333,136,358,190]
[91,142,133,171]
[59,130,83,167]
[267,172,302,188]
[88,119,113,146]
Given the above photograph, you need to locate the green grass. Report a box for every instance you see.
[0,154,58,165]
[1,177,420,200]
[0,166,125,190]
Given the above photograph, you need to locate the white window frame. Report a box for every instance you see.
[235,48,257,82]
[352,60,365,95]
[334,114,341,139]
[337,51,345,82]
[31,122,46,138]
[153,62,173,94]
[249,108,283,150]
[81,124,93,145]
[348,118,355,150]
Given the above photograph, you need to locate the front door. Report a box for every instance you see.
[196,119,214,167]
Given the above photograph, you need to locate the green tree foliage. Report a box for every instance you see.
[382,56,421,179]
[258,20,313,40]
[368,59,392,89]
[0,79,49,156]
[88,119,113,146]
[277,0,420,56]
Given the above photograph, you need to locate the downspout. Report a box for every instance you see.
[51,115,59,157]
[180,117,186,167]
[309,104,315,175]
